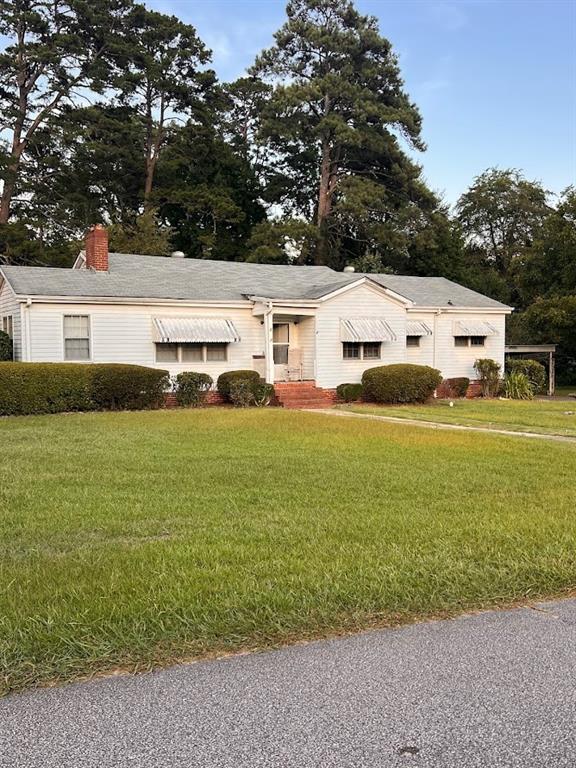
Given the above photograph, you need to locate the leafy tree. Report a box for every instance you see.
[156,121,266,260]
[0,0,130,223]
[246,219,317,264]
[108,209,173,255]
[456,168,551,302]
[251,0,425,265]
[117,6,213,207]
[519,187,576,303]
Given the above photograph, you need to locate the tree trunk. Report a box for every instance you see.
[0,134,25,225]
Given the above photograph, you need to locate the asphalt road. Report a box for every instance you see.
[2,599,576,768]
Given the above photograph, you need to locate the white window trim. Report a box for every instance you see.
[1,315,13,339]
[155,342,228,364]
[342,341,382,361]
[63,314,91,361]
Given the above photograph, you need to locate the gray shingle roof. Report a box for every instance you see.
[0,253,511,309]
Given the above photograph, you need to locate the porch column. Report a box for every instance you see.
[263,308,274,384]
[549,350,556,396]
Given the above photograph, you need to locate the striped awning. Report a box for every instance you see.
[152,317,240,344]
[453,321,499,337]
[406,321,433,336]
[340,317,397,343]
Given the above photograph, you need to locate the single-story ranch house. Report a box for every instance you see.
[0,225,512,400]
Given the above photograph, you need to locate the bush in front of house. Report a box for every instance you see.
[444,377,470,398]
[90,365,169,411]
[506,358,546,394]
[504,370,534,400]
[336,382,363,402]
[217,369,261,400]
[0,363,169,416]
[0,363,93,415]
[362,364,442,404]
[175,372,213,407]
[0,330,13,362]
[474,358,502,397]
[252,381,275,407]
[228,378,275,407]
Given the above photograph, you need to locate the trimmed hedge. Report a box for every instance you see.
[0,330,12,362]
[0,363,169,416]
[336,382,363,402]
[175,372,213,407]
[362,364,442,404]
[217,369,261,400]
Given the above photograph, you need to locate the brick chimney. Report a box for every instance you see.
[85,224,109,272]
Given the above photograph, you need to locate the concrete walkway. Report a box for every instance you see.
[2,598,576,768]
[306,407,576,443]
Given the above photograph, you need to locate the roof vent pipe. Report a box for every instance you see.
[171,250,186,258]
[343,265,355,273]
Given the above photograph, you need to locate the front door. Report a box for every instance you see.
[273,322,291,381]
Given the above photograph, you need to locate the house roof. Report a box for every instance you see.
[0,253,511,310]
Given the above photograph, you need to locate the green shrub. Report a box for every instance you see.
[0,363,93,416]
[505,371,534,400]
[474,358,501,398]
[90,365,169,411]
[336,382,363,402]
[506,359,546,394]
[0,363,169,416]
[362,364,442,404]
[252,382,275,407]
[217,369,261,400]
[175,372,213,407]
[0,330,13,361]
[229,379,255,407]
[444,377,470,398]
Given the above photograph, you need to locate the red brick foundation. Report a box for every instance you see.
[164,390,226,408]
[436,379,483,399]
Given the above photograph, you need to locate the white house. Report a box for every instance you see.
[0,225,512,398]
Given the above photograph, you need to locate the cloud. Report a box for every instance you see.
[429,1,468,31]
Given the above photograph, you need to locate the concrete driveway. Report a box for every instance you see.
[2,598,575,768]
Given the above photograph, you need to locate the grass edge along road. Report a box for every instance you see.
[1,408,575,694]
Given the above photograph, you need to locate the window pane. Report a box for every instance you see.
[273,324,289,343]
[406,336,420,347]
[181,344,203,362]
[273,345,289,365]
[64,315,89,338]
[206,343,227,361]
[343,342,361,359]
[2,316,13,338]
[156,343,178,362]
[363,342,381,359]
[454,337,469,347]
[65,339,90,361]
[470,336,486,346]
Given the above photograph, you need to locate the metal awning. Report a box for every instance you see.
[453,321,499,337]
[340,317,397,343]
[152,317,240,344]
[406,321,433,336]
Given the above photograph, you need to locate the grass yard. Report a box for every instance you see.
[1,408,576,695]
[341,398,576,437]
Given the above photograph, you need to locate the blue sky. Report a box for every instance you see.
[149,0,576,206]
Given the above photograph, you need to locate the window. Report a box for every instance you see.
[343,342,361,359]
[362,342,381,360]
[156,342,228,363]
[64,315,90,360]
[342,342,380,360]
[406,335,420,348]
[273,323,289,365]
[2,316,13,339]
[206,343,227,362]
[181,344,203,363]
[455,336,486,348]
[156,343,179,362]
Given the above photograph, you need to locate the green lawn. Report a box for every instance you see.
[341,398,576,437]
[1,409,576,695]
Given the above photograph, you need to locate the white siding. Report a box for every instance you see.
[295,315,315,380]
[26,302,266,380]
[405,311,436,368]
[0,279,22,360]
[434,312,506,379]
[314,284,407,389]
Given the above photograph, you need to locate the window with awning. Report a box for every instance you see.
[152,317,241,344]
[340,318,397,343]
[453,321,498,337]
